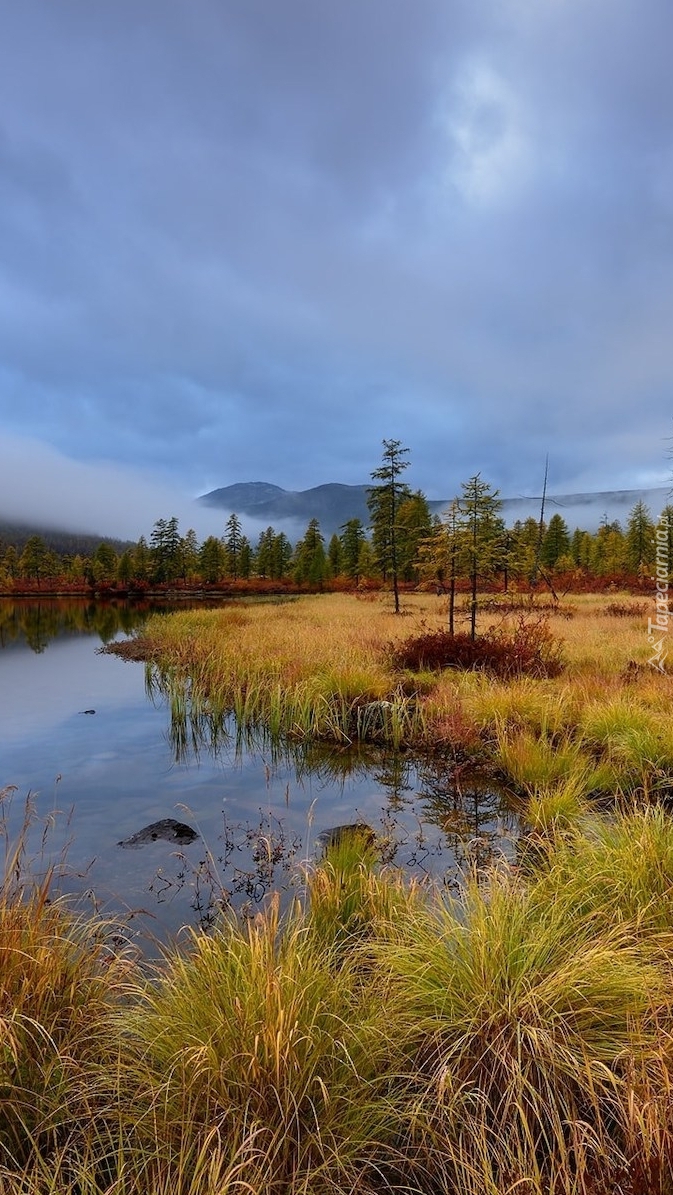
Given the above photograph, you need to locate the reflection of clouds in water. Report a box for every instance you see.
[5,621,521,947]
[0,639,145,744]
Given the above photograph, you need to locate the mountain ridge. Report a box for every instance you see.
[198,481,672,536]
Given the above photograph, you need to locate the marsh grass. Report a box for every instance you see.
[375,867,671,1195]
[6,792,673,1192]
[124,594,673,805]
[0,793,132,1187]
[12,593,673,1191]
[119,895,401,1195]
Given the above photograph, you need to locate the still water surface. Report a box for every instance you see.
[0,598,519,948]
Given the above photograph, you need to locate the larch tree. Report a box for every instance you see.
[367,439,412,614]
[339,518,366,585]
[540,513,571,570]
[293,519,328,586]
[225,513,244,579]
[625,502,655,574]
[458,474,502,641]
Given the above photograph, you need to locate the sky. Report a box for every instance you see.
[1,0,673,538]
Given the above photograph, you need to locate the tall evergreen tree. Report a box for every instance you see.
[255,527,276,578]
[327,533,342,577]
[540,513,571,570]
[340,519,367,585]
[92,541,118,583]
[293,519,328,585]
[150,516,182,582]
[133,535,151,581]
[270,531,292,579]
[238,536,252,579]
[181,529,199,581]
[199,535,226,583]
[625,501,655,573]
[397,490,432,581]
[19,535,49,584]
[367,439,412,613]
[458,474,502,641]
[224,513,244,579]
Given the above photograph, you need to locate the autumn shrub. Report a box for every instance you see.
[603,600,649,618]
[390,614,564,679]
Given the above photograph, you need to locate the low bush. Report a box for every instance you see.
[603,600,648,617]
[390,614,564,679]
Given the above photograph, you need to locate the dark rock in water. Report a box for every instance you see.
[315,823,376,851]
[117,818,198,848]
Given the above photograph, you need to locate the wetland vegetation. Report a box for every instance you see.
[6,583,673,1193]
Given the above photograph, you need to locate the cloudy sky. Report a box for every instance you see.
[1,0,672,536]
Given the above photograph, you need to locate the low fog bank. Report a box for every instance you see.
[501,489,672,532]
[0,435,257,544]
[2,436,671,552]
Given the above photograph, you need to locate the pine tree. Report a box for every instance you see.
[225,513,244,580]
[540,513,571,570]
[625,502,655,574]
[458,474,502,641]
[339,519,366,584]
[367,439,412,613]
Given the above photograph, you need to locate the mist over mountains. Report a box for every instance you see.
[198,482,673,540]
[3,481,671,554]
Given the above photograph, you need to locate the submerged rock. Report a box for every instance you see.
[315,823,376,851]
[117,818,199,848]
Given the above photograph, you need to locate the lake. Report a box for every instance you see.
[0,597,519,951]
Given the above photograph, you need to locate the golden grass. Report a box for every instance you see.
[7,796,673,1193]
[129,591,673,802]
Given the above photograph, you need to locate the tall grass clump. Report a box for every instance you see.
[374,869,668,1195]
[120,896,400,1195]
[534,804,673,942]
[0,796,131,1184]
[523,771,594,843]
[306,829,421,959]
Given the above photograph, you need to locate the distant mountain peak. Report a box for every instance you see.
[197,480,672,538]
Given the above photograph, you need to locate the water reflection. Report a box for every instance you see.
[142,691,520,933]
[2,597,522,948]
[0,597,155,652]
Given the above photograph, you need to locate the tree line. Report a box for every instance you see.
[1,440,670,593]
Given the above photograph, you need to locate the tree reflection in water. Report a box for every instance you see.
[0,597,155,653]
[151,694,521,933]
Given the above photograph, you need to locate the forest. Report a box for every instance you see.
[1,456,670,596]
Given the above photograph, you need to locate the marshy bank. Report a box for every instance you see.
[109,591,673,804]
[5,806,673,1195]
[0,594,519,939]
[6,591,673,1193]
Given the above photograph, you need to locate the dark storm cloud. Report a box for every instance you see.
[0,0,672,529]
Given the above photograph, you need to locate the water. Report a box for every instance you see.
[0,597,519,949]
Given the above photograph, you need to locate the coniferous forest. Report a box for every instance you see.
[1,445,670,595]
